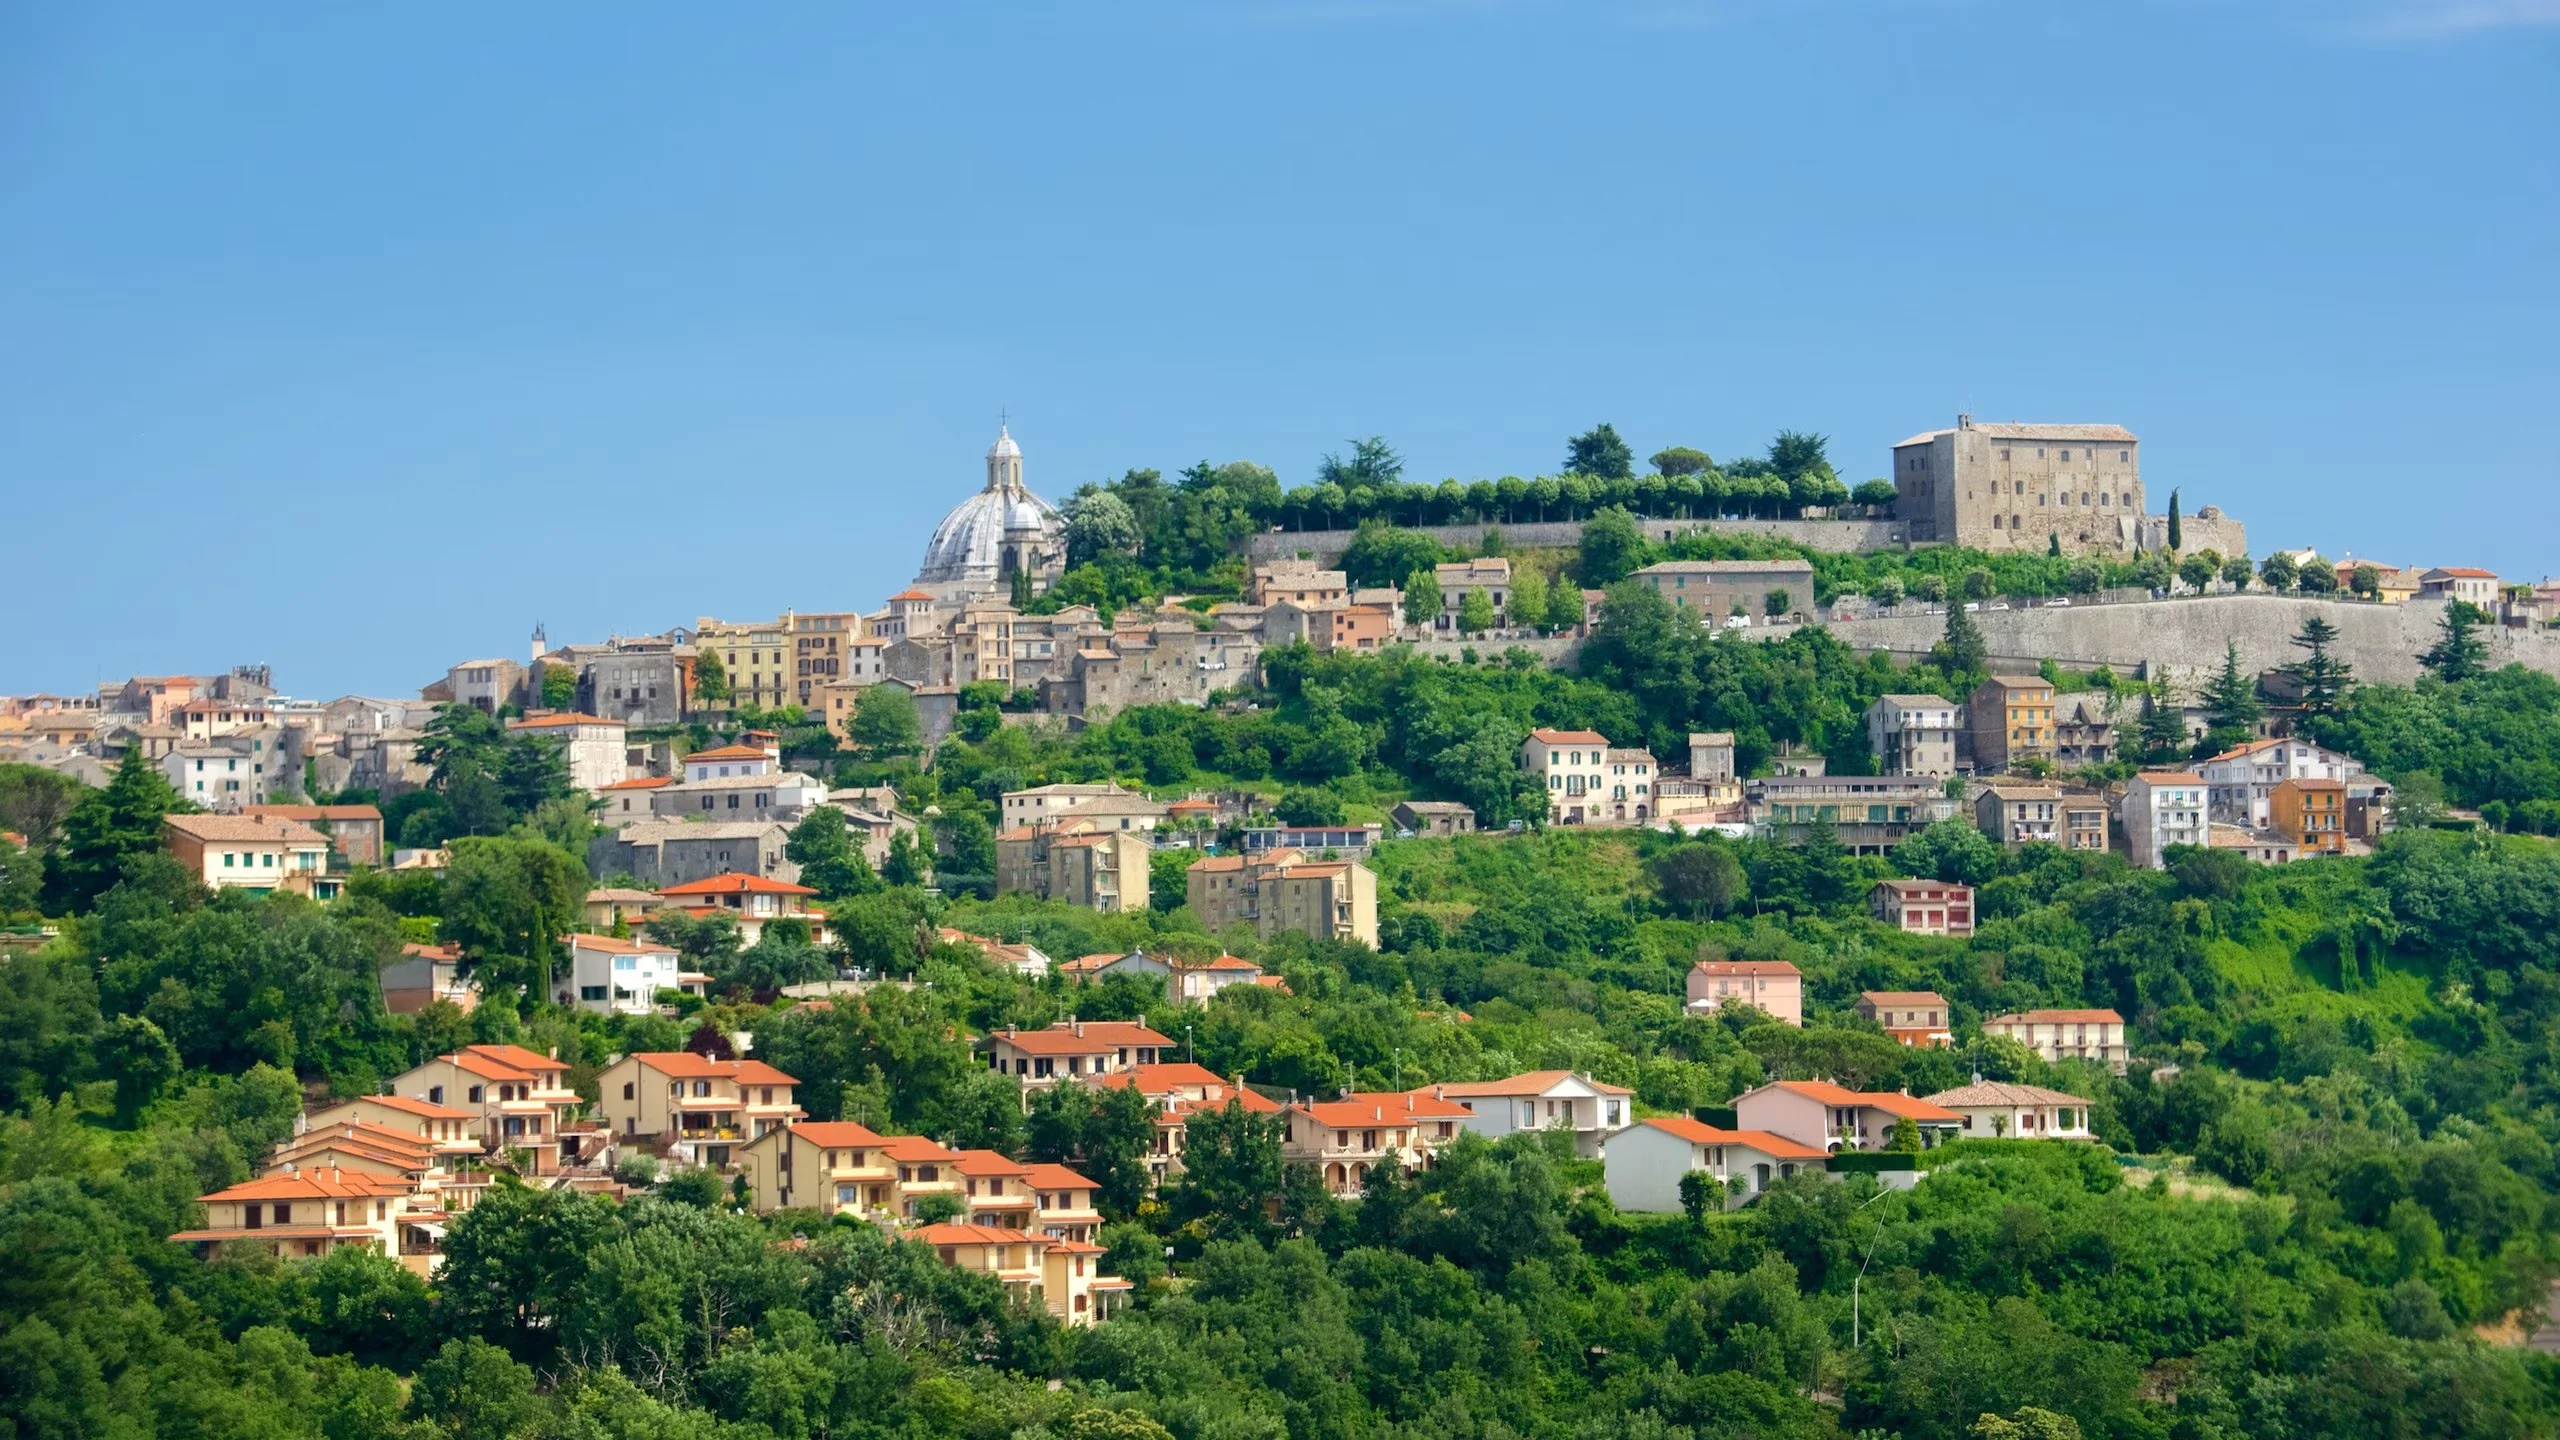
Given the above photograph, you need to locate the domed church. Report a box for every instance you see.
[911,425,1066,601]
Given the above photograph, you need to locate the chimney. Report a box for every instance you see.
[1957,412,1973,430]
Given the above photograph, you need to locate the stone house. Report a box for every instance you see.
[1628,560,1816,621]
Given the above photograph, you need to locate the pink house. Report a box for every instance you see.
[1685,960,1803,1025]
[1733,1079,1964,1153]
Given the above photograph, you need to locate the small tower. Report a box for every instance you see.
[986,424,1024,493]
[530,621,549,666]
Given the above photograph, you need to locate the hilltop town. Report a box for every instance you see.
[9,416,2560,1436]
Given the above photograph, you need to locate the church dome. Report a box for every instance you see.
[915,426,1063,589]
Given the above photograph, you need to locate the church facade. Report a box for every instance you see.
[912,426,1066,602]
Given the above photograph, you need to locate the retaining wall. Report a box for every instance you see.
[1246,516,1912,564]
[1823,595,2560,688]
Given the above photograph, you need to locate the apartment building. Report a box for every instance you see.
[2196,738,2363,829]
[1519,727,1612,823]
[1185,849,1380,947]
[1976,785,2065,846]
[1250,561,1349,608]
[739,1120,894,1216]
[1980,1009,2129,1073]
[1869,879,1975,938]
[999,782,1167,833]
[390,1045,583,1174]
[593,1052,803,1166]
[1086,1063,1281,1185]
[1432,558,1512,629]
[588,820,795,889]
[1686,959,1803,1024]
[1867,694,1961,778]
[1747,775,1954,853]
[694,617,794,709]
[953,1150,1039,1228]
[1281,1089,1473,1197]
[994,820,1150,912]
[1431,1071,1632,1158]
[2271,776,2347,855]
[1853,990,1954,1048]
[1023,1162,1106,1242]
[1602,1117,1828,1211]
[1967,676,2056,775]
[241,803,385,867]
[881,1135,965,1218]
[2124,772,2207,869]
[1058,949,1273,1005]
[305,1095,483,1163]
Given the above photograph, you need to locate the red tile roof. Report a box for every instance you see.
[880,1135,962,1164]
[339,1093,476,1121]
[1290,1089,1473,1126]
[911,1222,1047,1249]
[987,1022,1174,1055]
[1762,1080,1961,1121]
[1691,960,1802,977]
[783,1121,890,1148]
[1021,1162,1099,1191]
[599,776,675,791]
[1634,1116,1828,1160]
[686,744,773,761]
[951,1149,1030,1176]
[1527,728,1609,745]
[627,1052,799,1085]
[656,873,817,897]
[200,1169,414,1202]
[509,712,622,730]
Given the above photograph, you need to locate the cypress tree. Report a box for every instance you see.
[2168,488,2183,551]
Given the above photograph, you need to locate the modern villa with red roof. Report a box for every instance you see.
[654,871,828,945]
[1431,1070,1633,1157]
[984,1020,1174,1089]
[389,1044,583,1174]
[1733,1079,1964,1153]
[1602,1116,1828,1211]
[1280,1088,1474,1196]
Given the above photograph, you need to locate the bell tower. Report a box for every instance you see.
[986,423,1023,492]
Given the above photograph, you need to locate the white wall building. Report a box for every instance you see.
[1601,1116,1828,1211]
[557,933,684,1016]
[1921,1082,2095,1141]
[2195,738,2364,829]
[1519,728,1612,824]
[1865,694,1961,778]
[1430,1071,1633,1158]
[508,713,630,793]
[2124,771,2207,869]
[683,744,777,783]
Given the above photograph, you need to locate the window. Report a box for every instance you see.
[2059,449,2070,461]
[467,1085,483,1103]
[622,1082,634,1100]
[580,985,609,1001]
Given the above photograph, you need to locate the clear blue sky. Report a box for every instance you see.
[4,1,2553,698]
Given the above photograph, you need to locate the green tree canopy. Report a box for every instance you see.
[1565,423,1635,480]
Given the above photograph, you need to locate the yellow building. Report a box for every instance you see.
[1186,849,1379,947]
[693,616,794,709]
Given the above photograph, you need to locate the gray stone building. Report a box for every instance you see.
[1866,694,1962,778]
[588,820,797,888]
[564,638,692,728]
[1891,415,2146,553]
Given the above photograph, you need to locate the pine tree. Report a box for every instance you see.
[2137,677,2190,764]
[2199,639,2262,753]
[2279,616,2355,716]
[40,749,191,913]
[2421,601,2490,682]
[1931,601,1987,678]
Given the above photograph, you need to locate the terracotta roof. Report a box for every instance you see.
[163,814,328,846]
[564,932,676,955]
[586,886,662,902]
[988,1022,1175,1055]
[199,1169,414,1202]
[656,872,817,897]
[1692,960,1802,977]
[880,1135,961,1164]
[626,1052,799,1085]
[337,1093,477,1121]
[1085,1062,1232,1093]
[1186,853,1247,873]
[399,942,463,963]
[2427,567,2498,579]
[911,1222,1047,1248]
[1760,1080,1962,1121]
[599,777,675,791]
[1633,1115,1828,1160]
[242,804,383,822]
[888,588,935,602]
[1923,1081,2091,1108]
[1021,1162,1099,1191]
[686,744,773,762]
[1527,728,1609,745]
[1291,1089,1473,1126]
[508,712,623,730]
[1432,1070,1632,1098]
[1985,1009,2124,1025]
[2134,771,2204,785]
[1858,990,1949,1009]
[1873,878,1970,897]
[462,1044,569,1074]
[951,1149,1030,1177]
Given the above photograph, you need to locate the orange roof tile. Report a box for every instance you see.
[599,776,675,791]
[508,712,622,730]
[627,1052,799,1085]
[1021,1162,1099,1191]
[1633,1116,1828,1160]
[784,1121,890,1147]
[656,872,817,897]
[1291,1089,1474,1126]
[911,1222,1047,1248]
[1692,960,1802,977]
[1527,728,1609,744]
[880,1135,962,1164]
[686,744,773,761]
[951,1149,1030,1176]
[338,1093,476,1121]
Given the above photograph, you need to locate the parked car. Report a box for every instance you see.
[1722,614,1751,630]
[1963,602,1981,613]
[1987,601,2011,611]
[2048,597,2072,607]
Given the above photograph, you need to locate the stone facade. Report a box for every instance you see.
[1244,516,1912,565]
[1892,416,2146,552]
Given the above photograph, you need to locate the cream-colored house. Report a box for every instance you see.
[302,1095,484,1163]
[1280,1089,1473,1197]
[909,1223,1122,1326]
[1853,991,1954,1049]
[881,1134,966,1218]
[389,1044,582,1175]
[592,1052,803,1166]
[1922,1081,2095,1140]
[737,1119,895,1216]
[1980,1009,2129,1073]
[653,872,829,946]
[170,1167,438,1275]
[1023,1162,1105,1242]
[1087,1063,1283,1185]
[954,1149,1039,1228]
[162,813,337,898]
[1519,728,1613,824]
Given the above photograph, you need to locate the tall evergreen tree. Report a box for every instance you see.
[2198,639,2263,754]
[40,750,190,913]
[2167,488,2183,551]
[2279,615,2355,716]
[1932,601,1988,678]
[2421,600,2490,682]
[1564,423,1635,481]
[2137,677,2190,764]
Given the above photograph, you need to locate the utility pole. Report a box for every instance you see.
[1851,1188,1894,1349]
